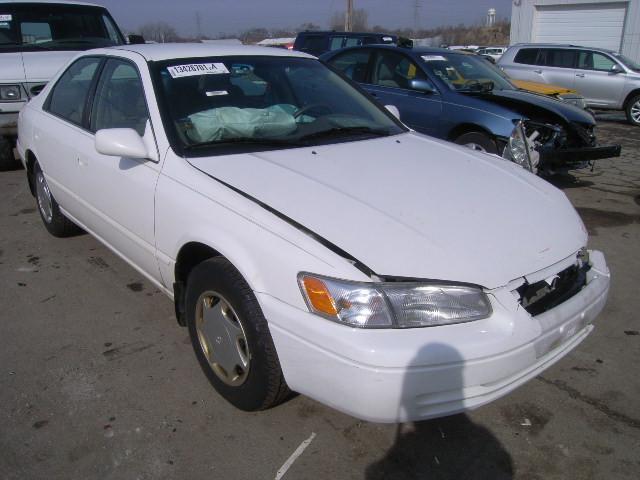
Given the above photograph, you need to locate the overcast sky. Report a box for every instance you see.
[99,0,513,37]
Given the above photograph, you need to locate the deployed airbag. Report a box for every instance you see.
[188,105,297,142]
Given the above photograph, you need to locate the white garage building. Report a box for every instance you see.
[509,0,640,62]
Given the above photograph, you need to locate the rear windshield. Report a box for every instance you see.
[0,3,124,51]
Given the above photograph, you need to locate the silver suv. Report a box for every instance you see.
[498,44,640,126]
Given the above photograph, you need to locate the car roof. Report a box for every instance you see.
[511,43,617,54]
[109,43,314,62]
[0,0,101,6]
[297,31,395,37]
[329,44,464,55]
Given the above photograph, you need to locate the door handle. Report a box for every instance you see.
[576,73,585,78]
[533,69,542,74]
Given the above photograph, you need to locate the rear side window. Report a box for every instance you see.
[46,57,101,126]
[539,49,576,68]
[514,48,539,65]
[299,35,326,52]
[329,36,345,50]
[329,49,372,83]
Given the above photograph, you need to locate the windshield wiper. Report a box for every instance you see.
[184,137,302,151]
[297,126,391,142]
[457,80,495,93]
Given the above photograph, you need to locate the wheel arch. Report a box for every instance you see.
[25,149,38,196]
[447,123,496,142]
[173,241,224,326]
[623,88,640,111]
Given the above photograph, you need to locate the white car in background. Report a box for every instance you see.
[0,0,138,170]
[17,44,610,423]
[477,46,507,62]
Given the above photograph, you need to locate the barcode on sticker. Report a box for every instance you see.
[421,55,447,62]
[167,63,229,78]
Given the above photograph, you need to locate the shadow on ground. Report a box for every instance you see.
[365,343,513,480]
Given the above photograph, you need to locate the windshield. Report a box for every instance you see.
[0,3,123,50]
[153,56,406,156]
[419,53,514,92]
[614,53,640,72]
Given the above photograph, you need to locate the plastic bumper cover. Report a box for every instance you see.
[261,250,609,423]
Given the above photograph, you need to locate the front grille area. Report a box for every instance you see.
[517,262,590,317]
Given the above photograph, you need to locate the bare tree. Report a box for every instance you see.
[138,22,180,43]
[329,9,368,31]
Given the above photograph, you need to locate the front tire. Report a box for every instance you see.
[625,94,640,126]
[454,132,498,154]
[186,257,290,411]
[34,163,81,237]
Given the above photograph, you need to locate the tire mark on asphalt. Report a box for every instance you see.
[537,377,640,430]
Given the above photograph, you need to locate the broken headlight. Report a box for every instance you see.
[503,120,533,171]
[298,273,492,328]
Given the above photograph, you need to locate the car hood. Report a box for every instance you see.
[475,88,595,125]
[510,79,576,96]
[188,133,587,289]
[21,51,78,82]
[0,52,25,83]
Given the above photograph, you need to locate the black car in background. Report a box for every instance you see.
[293,31,397,57]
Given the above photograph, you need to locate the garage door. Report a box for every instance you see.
[534,3,627,52]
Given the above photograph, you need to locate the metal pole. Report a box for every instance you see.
[345,0,353,32]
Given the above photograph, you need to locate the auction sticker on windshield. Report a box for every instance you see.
[167,63,230,78]
[0,14,12,21]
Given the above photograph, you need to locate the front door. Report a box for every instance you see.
[365,50,442,136]
[76,58,162,281]
[575,50,627,108]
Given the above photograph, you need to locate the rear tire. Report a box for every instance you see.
[34,163,82,237]
[454,132,498,154]
[625,94,640,126]
[0,137,20,171]
[186,257,290,411]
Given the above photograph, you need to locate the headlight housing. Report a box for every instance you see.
[298,273,492,328]
[0,85,22,101]
[502,120,533,171]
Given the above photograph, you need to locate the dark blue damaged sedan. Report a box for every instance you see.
[321,45,620,175]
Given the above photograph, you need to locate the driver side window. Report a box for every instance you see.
[90,59,149,136]
[371,51,429,90]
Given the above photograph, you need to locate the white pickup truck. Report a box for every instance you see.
[0,0,137,170]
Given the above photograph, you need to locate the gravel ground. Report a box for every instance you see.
[1,117,639,480]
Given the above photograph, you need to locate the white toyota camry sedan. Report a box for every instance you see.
[17,44,610,423]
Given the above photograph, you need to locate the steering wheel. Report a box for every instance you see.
[293,103,332,119]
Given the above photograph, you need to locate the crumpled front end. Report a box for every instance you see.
[523,120,621,174]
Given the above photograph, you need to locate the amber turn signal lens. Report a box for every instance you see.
[301,276,338,316]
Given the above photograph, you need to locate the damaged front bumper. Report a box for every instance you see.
[539,144,622,168]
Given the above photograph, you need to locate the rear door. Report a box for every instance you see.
[575,50,626,108]
[36,56,102,218]
[365,50,442,136]
[534,48,578,89]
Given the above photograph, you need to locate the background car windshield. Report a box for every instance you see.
[421,53,514,91]
[0,3,123,49]
[154,56,405,152]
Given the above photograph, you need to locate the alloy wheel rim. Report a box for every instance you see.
[631,100,640,123]
[35,171,53,223]
[464,142,487,152]
[195,291,250,386]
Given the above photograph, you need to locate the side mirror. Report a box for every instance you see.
[127,34,145,45]
[95,128,149,159]
[610,64,623,74]
[409,78,436,94]
[385,105,401,120]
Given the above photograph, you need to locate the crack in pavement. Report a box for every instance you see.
[537,377,640,430]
